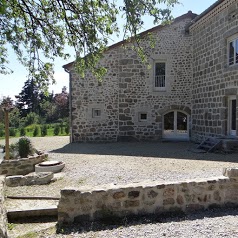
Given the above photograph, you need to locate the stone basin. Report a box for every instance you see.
[35,160,65,173]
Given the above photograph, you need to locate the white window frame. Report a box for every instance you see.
[138,112,147,122]
[154,62,166,91]
[228,34,238,66]
[92,108,101,118]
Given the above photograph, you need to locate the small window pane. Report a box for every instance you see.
[155,62,166,88]
[155,63,165,76]
[229,41,235,65]
[139,113,147,121]
[164,112,174,131]
[92,109,101,118]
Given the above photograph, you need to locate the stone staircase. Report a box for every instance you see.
[197,137,222,152]
[6,196,59,222]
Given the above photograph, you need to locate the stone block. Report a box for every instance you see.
[125,200,140,208]
[147,190,158,199]
[113,191,126,199]
[25,172,54,185]
[163,198,175,205]
[223,168,238,178]
[128,191,140,198]
[6,175,26,187]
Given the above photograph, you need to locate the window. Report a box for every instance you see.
[155,62,166,89]
[228,37,238,66]
[92,108,101,118]
[139,113,147,121]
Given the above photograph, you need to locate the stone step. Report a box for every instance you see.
[200,144,213,149]
[6,198,58,222]
[7,206,58,221]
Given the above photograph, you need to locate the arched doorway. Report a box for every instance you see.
[163,110,189,140]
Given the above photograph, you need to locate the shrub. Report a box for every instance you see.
[18,137,34,158]
[24,112,40,126]
[9,128,16,137]
[33,126,40,137]
[20,128,26,136]
[9,143,19,159]
[0,129,4,137]
[41,125,47,137]
[65,124,70,135]
[54,124,60,135]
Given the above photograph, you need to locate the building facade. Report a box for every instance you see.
[64,0,238,143]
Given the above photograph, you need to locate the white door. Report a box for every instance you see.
[163,111,189,140]
[228,96,236,136]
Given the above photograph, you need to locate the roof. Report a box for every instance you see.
[63,11,197,70]
[187,0,225,29]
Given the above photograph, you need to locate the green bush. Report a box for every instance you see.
[65,124,70,135]
[18,137,34,158]
[53,124,60,135]
[20,128,26,136]
[9,143,19,159]
[0,129,4,137]
[24,112,40,126]
[33,126,40,137]
[9,128,16,137]
[41,125,47,136]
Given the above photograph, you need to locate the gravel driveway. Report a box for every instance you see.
[2,136,238,237]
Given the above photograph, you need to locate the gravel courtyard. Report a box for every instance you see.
[2,136,238,237]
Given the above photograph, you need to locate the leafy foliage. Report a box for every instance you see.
[20,127,26,136]
[41,125,47,136]
[9,127,16,136]
[54,124,60,136]
[0,0,179,83]
[33,125,40,137]
[18,136,34,158]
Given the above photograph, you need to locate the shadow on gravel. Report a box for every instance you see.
[50,141,238,163]
[56,207,238,235]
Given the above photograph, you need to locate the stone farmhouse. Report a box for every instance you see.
[63,0,238,143]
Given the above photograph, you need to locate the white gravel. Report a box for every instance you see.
[2,136,238,237]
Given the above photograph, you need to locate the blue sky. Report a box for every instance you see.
[0,0,217,99]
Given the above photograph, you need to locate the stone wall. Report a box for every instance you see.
[190,0,238,141]
[69,12,196,142]
[58,168,238,224]
[0,154,47,176]
[0,176,8,238]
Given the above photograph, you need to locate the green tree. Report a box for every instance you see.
[54,124,60,136]
[0,0,178,84]
[54,87,69,119]
[24,112,40,126]
[9,107,21,128]
[20,127,26,136]
[33,125,40,137]
[41,125,47,137]
[15,78,41,117]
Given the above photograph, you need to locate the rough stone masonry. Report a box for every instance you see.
[58,168,238,224]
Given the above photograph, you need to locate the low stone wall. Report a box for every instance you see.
[0,154,48,176]
[58,168,238,224]
[6,172,54,187]
[0,176,8,238]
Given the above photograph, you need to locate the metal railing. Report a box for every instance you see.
[155,75,165,88]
